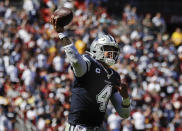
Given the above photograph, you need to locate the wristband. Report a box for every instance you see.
[58,33,67,39]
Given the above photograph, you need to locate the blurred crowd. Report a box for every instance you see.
[0,0,182,131]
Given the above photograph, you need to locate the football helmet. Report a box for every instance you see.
[90,33,120,66]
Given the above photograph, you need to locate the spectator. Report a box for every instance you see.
[152,12,166,34]
[132,108,145,131]
[142,13,153,34]
[107,109,122,131]
[171,28,182,48]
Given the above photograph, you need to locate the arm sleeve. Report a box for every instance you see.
[63,44,91,77]
[110,92,130,119]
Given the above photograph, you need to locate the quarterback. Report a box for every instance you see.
[51,8,131,131]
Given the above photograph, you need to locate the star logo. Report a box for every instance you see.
[96,68,101,74]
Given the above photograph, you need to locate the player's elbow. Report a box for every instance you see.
[72,63,86,77]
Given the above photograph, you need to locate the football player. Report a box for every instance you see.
[51,19,131,131]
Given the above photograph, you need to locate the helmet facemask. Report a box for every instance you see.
[101,45,119,66]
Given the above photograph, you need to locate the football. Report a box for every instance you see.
[51,7,73,27]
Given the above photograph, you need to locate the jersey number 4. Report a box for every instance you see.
[96,85,112,112]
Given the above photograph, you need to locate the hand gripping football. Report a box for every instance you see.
[51,7,73,27]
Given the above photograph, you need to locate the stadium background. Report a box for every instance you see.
[0,0,182,130]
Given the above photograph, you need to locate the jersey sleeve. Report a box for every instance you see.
[110,70,130,119]
[110,92,130,119]
[63,44,91,77]
[112,70,121,94]
[82,55,91,72]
